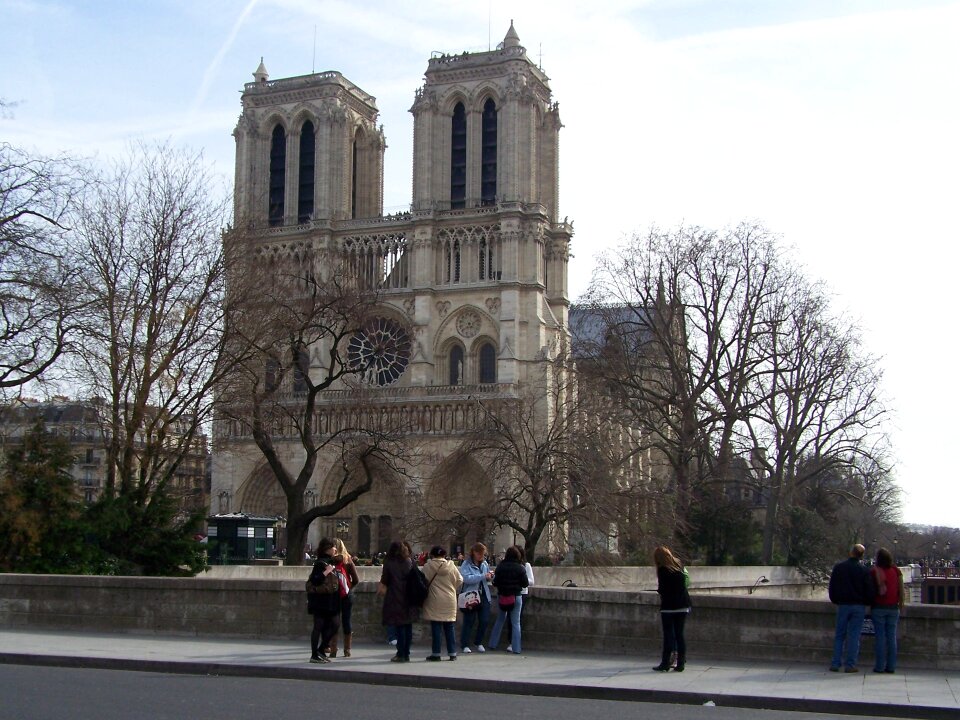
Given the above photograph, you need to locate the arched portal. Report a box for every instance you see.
[314,457,406,559]
[424,454,496,558]
[236,464,287,518]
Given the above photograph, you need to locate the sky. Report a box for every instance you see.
[3,0,959,527]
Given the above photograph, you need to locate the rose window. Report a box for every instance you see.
[456,309,481,338]
[347,317,411,386]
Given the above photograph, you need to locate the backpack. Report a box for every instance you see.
[406,564,430,607]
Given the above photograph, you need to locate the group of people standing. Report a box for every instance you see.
[306,539,533,663]
[307,539,902,674]
[829,543,904,674]
[379,541,533,662]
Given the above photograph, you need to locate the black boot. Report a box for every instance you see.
[652,650,672,672]
[675,654,685,672]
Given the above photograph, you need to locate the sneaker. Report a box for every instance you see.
[476,645,486,653]
[462,646,472,654]
[390,655,404,662]
[448,655,457,661]
[829,666,840,672]
[425,655,441,662]
[389,639,398,646]
[844,667,859,673]
[310,656,322,664]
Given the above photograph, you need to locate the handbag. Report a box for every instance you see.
[498,593,516,610]
[458,590,481,610]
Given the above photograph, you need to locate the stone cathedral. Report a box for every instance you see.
[212,23,576,556]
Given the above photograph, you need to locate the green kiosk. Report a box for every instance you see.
[206,513,278,564]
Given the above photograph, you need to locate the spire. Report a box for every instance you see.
[503,20,521,48]
[253,57,269,84]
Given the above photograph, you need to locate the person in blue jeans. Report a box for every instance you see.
[459,542,493,653]
[487,545,529,654]
[870,547,904,673]
[827,543,874,672]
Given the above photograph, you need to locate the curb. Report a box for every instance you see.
[0,652,954,720]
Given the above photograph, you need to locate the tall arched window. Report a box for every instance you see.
[449,345,464,385]
[268,124,286,226]
[351,133,359,219]
[450,102,466,209]
[265,358,280,392]
[292,346,309,393]
[479,342,496,383]
[481,98,497,206]
[298,121,315,223]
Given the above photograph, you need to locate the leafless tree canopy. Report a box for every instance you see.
[66,142,232,503]
[0,143,86,396]
[586,223,892,563]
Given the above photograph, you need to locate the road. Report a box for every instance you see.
[0,665,906,720]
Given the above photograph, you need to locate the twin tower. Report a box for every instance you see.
[220,23,574,551]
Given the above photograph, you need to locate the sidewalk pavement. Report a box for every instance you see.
[0,629,957,719]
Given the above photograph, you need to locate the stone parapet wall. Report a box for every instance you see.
[2,574,956,669]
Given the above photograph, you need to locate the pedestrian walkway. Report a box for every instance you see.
[0,629,956,718]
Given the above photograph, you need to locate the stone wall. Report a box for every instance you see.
[1,573,956,669]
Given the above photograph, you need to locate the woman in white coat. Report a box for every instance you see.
[422,545,463,661]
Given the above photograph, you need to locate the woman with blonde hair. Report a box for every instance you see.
[652,545,691,672]
[324,537,360,658]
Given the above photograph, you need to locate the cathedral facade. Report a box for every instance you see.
[212,23,575,556]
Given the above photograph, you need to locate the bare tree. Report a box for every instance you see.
[67,142,233,521]
[586,222,892,562]
[585,224,784,539]
[217,251,414,566]
[443,352,647,562]
[747,274,889,561]
[0,142,86,396]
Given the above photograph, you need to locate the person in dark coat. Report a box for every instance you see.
[307,537,342,663]
[487,545,529,653]
[378,540,419,662]
[652,545,691,672]
[828,543,874,672]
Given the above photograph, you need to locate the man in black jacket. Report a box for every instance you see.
[828,543,874,672]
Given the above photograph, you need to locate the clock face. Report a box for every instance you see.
[348,317,411,386]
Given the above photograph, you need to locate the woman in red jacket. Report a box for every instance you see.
[871,547,904,673]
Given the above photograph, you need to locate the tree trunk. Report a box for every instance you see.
[285,515,310,567]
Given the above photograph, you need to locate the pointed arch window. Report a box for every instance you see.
[450,102,466,209]
[292,346,310,393]
[269,124,286,226]
[351,133,359,219]
[481,98,497,206]
[265,358,280,393]
[479,238,496,281]
[444,238,461,284]
[449,345,464,386]
[479,342,496,384]
[298,121,315,223]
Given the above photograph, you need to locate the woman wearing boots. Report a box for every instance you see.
[307,537,342,663]
[652,545,691,672]
[325,538,360,658]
